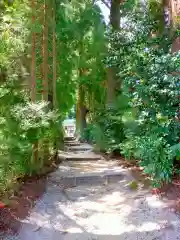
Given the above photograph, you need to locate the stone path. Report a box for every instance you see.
[3,139,180,240]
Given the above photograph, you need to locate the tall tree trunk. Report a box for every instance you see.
[52,0,57,109]
[106,0,121,105]
[42,0,50,161]
[76,69,88,137]
[46,0,54,110]
[79,84,87,135]
[76,90,80,135]
[52,0,58,155]
[31,0,38,162]
[162,0,180,51]
[110,0,121,29]
[31,0,36,102]
[168,0,180,52]
[42,0,48,101]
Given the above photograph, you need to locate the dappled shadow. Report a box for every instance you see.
[15,223,169,240]
[7,193,178,239]
[116,157,180,212]
[50,159,125,180]
[2,150,180,240]
[158,183,180,214]
[3,174,179,240]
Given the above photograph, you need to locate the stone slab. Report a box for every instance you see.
[64,142,80,147]
[48,160,126,187]
[7,178,180,240]
[66,143,92,150]
[49,173,124,187]
[64,136,76,141]
[58,151,102,161]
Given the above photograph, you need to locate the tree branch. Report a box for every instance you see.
[101,0,110,9]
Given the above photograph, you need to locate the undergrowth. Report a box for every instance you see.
[85,0,180,186]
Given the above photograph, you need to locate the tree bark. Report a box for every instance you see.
[52,0,57,109]
[110,0,120,30]
[81,109,88,134]
[169,0,180,52]
[79,83,87,134]
[106,0,121,105]
[31,0,36,102]
[42,0,48,101]
[76,69,89,136]
[31,0,38,162]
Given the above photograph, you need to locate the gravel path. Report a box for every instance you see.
[3,142,180,240]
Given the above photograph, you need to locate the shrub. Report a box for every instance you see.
[0,81,61,193]
[92,0,180,184]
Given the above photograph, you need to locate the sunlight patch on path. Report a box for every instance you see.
[4,141,180,240]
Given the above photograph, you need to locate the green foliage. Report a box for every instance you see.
[0,84,60,191]
[171,143,180,160]
[80,123,95,143]
[0,0,61,193]
[0,0,106,193]
[1,0,178,191]
[92,94,132,152]
[56,0,106,135]
[123,134,174,186]
[92,0,180,184]
[93,107,125,152]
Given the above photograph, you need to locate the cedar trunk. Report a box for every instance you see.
[52,0,57,109]
[106,0,121,105]
[31,0,36,102]
[42,0,48,101]
[77,69,88,136]
[31,0,38,162]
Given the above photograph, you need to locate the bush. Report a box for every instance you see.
[0,82,61,193]
[81,124,96,143]
[0,1,64,194]
[92,0,180,184]
[136,135,173,185]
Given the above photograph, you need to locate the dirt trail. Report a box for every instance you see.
[3,140,180,240]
